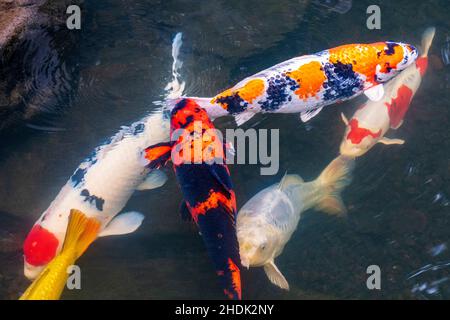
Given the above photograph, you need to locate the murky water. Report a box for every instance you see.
[1,0,450,299]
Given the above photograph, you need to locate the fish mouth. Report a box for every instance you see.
[240,258,250,270]
[23,260,45,280]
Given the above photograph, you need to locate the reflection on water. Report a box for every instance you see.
[0,0,450,299]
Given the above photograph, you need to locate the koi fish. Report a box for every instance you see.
[23,111,171,280]
[23,32,186,280]
[340,28,435,157]
[20,210,100,300]
[143,98,242,300]
[237,156,353,290]
[175,41,418,125]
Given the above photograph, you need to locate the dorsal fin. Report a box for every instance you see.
[278,172,303,191]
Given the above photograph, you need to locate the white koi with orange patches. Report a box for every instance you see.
[178,41,418,125]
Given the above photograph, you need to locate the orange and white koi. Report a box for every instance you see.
[175,41,418,125]
[340,28,435,157]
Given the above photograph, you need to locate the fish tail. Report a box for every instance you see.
[313,156,354,216]
[19,210,100,300]
[420,27,436,57]
[63,209,100,259]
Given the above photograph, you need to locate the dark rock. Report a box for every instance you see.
[0,0,80,134]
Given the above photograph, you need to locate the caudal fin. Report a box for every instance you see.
[62,209,101,259]
[314,156,354,216]
[421,27,436,57]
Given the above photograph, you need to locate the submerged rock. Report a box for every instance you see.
[0,0,80,134]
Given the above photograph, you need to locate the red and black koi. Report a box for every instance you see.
[143,98,242,300]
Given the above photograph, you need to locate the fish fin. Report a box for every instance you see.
[300,107,323,123]
[19,268,52,300]
[64,209,101,258]
[421,27,436,57]
[180,201,194,222]
[314,156,354,216]
[390,120,404,130]
[98,211,144,237]
[136,170,168,191]
[263,260,289,290]
[364,84,385,101]
[341,112,349,125]
[234,111,255,126]
[278,172,303,191]
[143,141,174,169]
[378,137,405,145]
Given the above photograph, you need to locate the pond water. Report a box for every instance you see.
[0,0,449,299]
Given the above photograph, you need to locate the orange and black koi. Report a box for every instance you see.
[143,99,242,300]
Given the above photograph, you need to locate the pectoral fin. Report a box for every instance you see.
[143,141,174,169]
[136,170,168,191]
[391,120,404,130]
[98,211,144,237]
[364,84,385,101]
[378,137,405,145]
[300,107,323,123]
[263,260,289,290]
[179,201,193,222]
[341,112,349,125]
[234,112,255,126]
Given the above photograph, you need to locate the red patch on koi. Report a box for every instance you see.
[23,225,59,266]
[223,258,242,300]
[384,85,414,128]
[415,57,428,76]
[347,119,381,144]
[188,189,235,223]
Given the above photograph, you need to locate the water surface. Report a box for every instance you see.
[1,0,449,299]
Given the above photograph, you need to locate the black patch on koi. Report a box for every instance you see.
[171,98,189,116]
[80,189,105,211]
[259,74,298,111]
[71,168,86,187]
[133,123,145,135]
[185,115,194,126]
[323,61,363,101]
[215,93,247,115]
[384,43,398,56]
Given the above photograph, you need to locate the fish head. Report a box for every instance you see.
[23,224,61,279]
[237,216,274,268]
[374,42,418,83]
[170,98,212,130]
[340,118,381,158]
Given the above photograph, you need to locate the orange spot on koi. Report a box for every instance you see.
[188,190,235,223]
[212,79,265,109]
[285,61,326,100]
[226,258,242,300]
